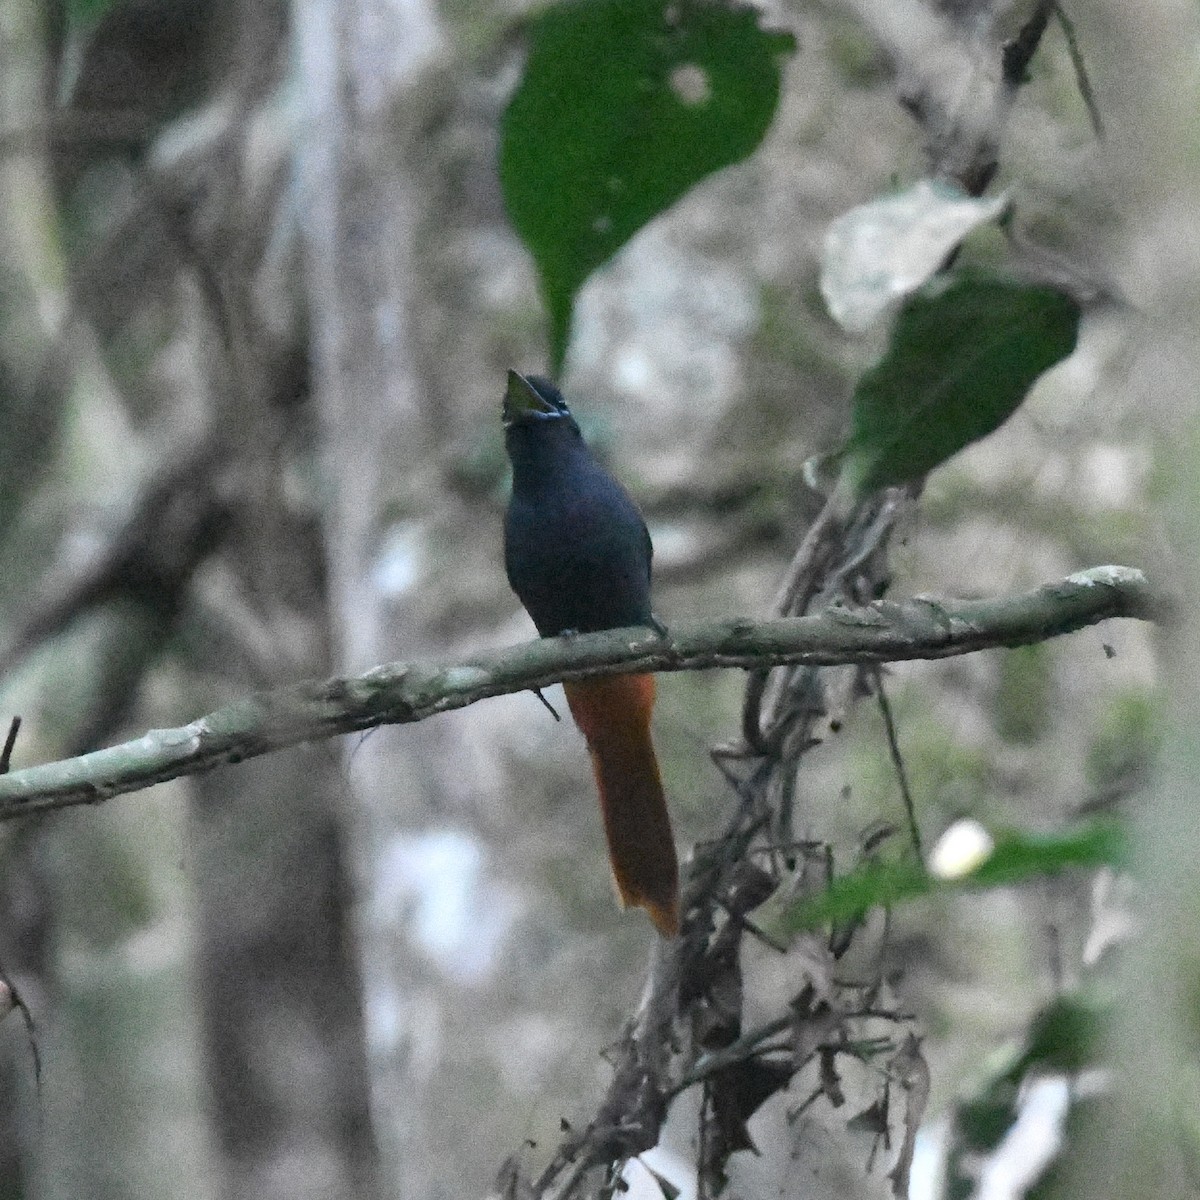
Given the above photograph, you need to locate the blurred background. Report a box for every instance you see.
[0,1,1186,1198]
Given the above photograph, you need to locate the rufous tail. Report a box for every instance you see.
[563,674,679,937]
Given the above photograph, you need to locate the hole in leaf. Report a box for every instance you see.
[670,63,711,106]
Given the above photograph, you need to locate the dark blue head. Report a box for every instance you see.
[502,371,579,431]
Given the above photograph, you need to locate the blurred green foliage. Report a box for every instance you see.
[1085,688,1160,791]
[994,643,1054,745]
[761,819,1125,936]
[65,0,118,30]
[945,994,1107,1197]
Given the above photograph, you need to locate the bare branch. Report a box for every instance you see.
[0,566,1157,821]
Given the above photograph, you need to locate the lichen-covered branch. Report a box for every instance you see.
[0,566,1159,820]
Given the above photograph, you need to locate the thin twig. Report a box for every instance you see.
[0,965,41,1128]
[1053,3,1105,139]
[871,669,922,859]
[0,718,21,775]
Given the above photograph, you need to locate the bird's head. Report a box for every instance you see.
[502,371,577,429]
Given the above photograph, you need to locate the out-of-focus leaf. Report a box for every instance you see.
[994,643,1053,745]
[947,995,1105,1199]
[956,1093,1018,1153]
[761,820,1125,937]
[838,274,1081,494]
[1014,995,1105,1076]
[969,821,1126,888]
[66,0,119,32]
[758,858,928,937]
[821,179,1009,333]
[499,0,795,371]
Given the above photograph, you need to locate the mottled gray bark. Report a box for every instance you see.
[0,567,1160,818]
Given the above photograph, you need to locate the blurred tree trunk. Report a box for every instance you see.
[174,1,384,1196]
[143,13,389,1196]
[0,1,208,1197]
[0,0,385,1193]
[1060,2,1200,1194]
[192,750,379,1200]
[294,2,457,1195]
[0,0,65,1188]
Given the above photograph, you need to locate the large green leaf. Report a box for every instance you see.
[500,0,795,372]
[839,274,1081,494]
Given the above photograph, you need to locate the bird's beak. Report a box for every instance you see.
[503,370,559,424]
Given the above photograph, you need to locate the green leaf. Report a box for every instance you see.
[499,0,795,372]
[761,820,1124,938]
[839,274,1081,494]
[1015,995,1105,1076]
[969,821,1125,886]
[993,643,1053,745]
[956,1094,1019,1153]
[946,993,1107,1198]
[760,858,929,935]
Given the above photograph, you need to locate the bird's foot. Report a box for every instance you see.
[648,614,670,638]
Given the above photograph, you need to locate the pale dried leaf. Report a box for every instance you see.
[821,179,1009,333]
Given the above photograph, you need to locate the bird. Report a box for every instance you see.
[502,370,680,937]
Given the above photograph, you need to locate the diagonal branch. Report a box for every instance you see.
[0,566,1159,821]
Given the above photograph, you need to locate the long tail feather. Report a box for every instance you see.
[563,674,679,937]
